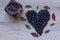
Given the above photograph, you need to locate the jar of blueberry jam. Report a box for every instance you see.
[5,0,22,17]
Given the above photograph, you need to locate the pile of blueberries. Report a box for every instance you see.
[26,10,50,35]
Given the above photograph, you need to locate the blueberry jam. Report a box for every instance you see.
[7,2,19,16]
[5,1,22,17]
[26,10,50,35]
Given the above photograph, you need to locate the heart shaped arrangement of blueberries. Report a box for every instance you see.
[26,10,50,35]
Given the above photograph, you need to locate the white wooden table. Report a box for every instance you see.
[0,0,60,40]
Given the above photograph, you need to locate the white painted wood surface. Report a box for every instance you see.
[0,0,60,40]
